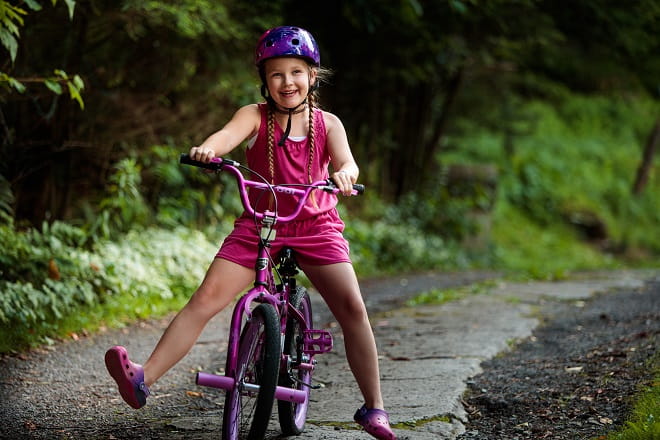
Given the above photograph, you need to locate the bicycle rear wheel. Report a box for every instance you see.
[278,287,313,435]
[222,303,281,440]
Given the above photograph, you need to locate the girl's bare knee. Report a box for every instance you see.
[186,287,228,319]
[333,295,369,326]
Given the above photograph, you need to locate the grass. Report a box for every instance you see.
[598,351,660,440]
[405,280,499,307]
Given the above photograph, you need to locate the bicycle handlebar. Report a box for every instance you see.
[180,154,364,223]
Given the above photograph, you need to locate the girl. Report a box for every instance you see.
[105,26,396,440]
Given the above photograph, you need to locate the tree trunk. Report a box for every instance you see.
[632,118,660,195]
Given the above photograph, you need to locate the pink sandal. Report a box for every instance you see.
[105,346,150,409]
[354,404,397,440]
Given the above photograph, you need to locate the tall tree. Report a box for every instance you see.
[632,118,660,195]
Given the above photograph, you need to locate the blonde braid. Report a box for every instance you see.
[307,93,316,184]
[307,94,320,209]
[267,108,275,183]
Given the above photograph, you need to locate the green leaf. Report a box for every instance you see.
[44,78,62,94]
[8,76,25,92]
[66,80,84,109]
[406,0,423,16]
[1,4,26,39]
[449,0,468,14]
[1,17,21,36]
[0,72,25,92]
[72,74,84,90]
[0,31,18,61]
[63,0,75,20]
[23,0,42,11]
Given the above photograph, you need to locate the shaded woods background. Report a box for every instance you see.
[3,0,657,223]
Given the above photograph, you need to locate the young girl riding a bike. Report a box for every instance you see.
[105,26,396,440]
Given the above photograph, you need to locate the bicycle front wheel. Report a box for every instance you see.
[222,303,281,440]
[278,287,313,435]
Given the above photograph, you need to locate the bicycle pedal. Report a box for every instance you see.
[303,330,333,354]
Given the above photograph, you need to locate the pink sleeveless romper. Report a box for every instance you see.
[216,103,351,267]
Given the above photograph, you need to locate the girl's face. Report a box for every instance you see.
[263,57,317,109]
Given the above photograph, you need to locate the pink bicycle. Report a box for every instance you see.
[180,154,364,440]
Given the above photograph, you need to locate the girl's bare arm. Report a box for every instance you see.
[190,104,261,162]
[325,111,359,194]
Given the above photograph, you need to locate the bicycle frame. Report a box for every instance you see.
[184,154,361,406]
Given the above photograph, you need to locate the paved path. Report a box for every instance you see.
[0,269,654,439]
[297,270,651,439]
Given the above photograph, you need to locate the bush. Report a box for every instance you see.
[0,220,220,352]
[345,216,465,276]
[0,221,112,326]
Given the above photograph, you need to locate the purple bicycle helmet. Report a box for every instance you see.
[255,26,320,67]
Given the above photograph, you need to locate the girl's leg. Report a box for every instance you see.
[301,262,384,410]
[142,258,254,386]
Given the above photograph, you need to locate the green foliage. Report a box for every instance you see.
[0,70,25,92]
[0,220,114,330]
[379,165,497,241]
[81,146,237,237]
[0,220,219,352]
[382,190,470,239]
[87,157,149,240]
[490,202,617,280]
[0,0,32,62]
[121,0,241,40]
[345,215,465,277]
[0,1,81,103]
[139,145,242,229]
[0,0,75,61]
[0,173,13,224]
[49,69,85,109]
[96,227,218,306]
[5,0,659,224]
[446,93,660,262]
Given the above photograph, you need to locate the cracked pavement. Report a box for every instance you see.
[0,269,653,439]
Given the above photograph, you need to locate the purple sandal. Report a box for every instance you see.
[354,404,397,440]
[105,346,150,409]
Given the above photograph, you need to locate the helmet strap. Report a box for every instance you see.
[276,99,308,147]
[278,109,293,147]
[260,77,314,147]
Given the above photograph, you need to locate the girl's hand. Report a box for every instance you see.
[332,170,355,196]
[189,146,216,163]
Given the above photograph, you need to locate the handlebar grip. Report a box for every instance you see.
[329,177,365,195]
[179,153,223,171]
[353,184,365,195]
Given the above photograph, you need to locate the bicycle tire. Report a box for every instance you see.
[222,303,281,440]
[278,287,313,435]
